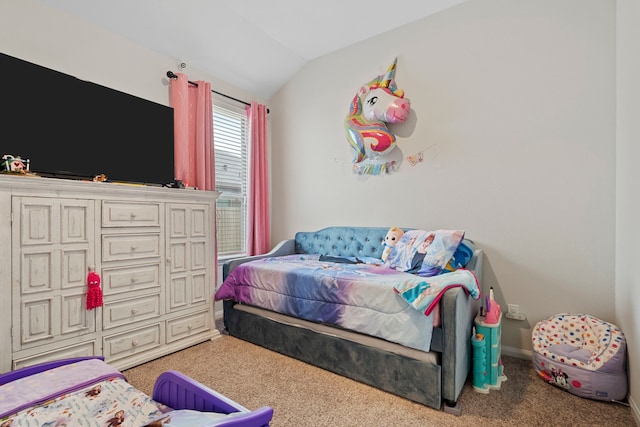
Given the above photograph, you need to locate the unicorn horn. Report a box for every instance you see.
[380,57,398,88]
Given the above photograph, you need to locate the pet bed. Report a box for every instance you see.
[532,313,628,401]
[0,356,274,426]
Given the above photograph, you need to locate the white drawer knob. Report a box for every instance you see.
[131,308,138,315]
[188,324,193,330]
[131,340,138,347]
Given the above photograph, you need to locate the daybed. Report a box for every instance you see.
[217,226,484,412]
[0,356,274,426]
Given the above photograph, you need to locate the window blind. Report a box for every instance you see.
[213,100,248,257]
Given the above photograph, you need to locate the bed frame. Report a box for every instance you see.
[0,356,274,427]
[221,226,483,412]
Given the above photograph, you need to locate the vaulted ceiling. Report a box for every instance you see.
[43,0,466,99]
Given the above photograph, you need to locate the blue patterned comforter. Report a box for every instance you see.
[216,255,480,352]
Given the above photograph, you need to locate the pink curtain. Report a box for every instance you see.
[169,73,214,191]
[169,73,216,288]
[246,102,270,255]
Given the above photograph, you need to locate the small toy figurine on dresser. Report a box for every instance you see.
[1,154,31,174]
[472,287,507,393]
[381,227,404,262]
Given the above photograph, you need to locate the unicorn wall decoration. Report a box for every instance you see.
[344,58,411,175]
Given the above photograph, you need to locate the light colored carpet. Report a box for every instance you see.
[124,335,634,427]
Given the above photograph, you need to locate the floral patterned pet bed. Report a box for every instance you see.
[0,357,273,427]
[532,313,628,402]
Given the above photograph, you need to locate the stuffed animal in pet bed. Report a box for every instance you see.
[381,227,404,262]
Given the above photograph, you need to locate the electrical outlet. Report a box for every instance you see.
[506,304,527,321]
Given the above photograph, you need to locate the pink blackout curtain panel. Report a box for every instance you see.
[170,73,214,191]
[169,73,217,288]
[246,101,270,256]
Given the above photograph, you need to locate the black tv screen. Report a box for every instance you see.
[0,52,174,185]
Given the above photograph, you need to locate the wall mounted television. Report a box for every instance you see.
[0,52,175,185]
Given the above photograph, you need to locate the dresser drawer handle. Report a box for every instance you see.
[131,340,138,347]
[131,308,138,315]
[188,324,193,330]
[130,246,137,252]
[130,213,137,219]
[130,277,137,284]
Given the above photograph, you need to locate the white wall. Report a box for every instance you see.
[616,0,639,422]
[269,0,617,355]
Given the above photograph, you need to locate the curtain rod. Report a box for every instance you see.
[166,71,269,113]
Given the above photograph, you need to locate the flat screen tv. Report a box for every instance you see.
[0,52,175,185]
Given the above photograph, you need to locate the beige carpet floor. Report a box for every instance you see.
[124,335,635,427]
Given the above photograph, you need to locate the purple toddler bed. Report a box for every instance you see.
[532,313,628,402]
[0,356,273,426]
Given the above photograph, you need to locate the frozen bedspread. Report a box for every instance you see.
[216,255,480,352]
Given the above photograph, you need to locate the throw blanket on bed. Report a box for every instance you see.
[216,255,480,352]
[0,360,165,426]
[393,269,480,315]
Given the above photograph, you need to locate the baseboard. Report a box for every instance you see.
[501,345,533,360]
[630,395,640,426]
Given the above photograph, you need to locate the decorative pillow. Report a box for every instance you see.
[416,230,465,277]
[385,229,465,276]
[384,229,426,271]
[442,239,477,273]
[143,409,242,427]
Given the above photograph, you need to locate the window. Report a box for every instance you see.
[213,98,248,258]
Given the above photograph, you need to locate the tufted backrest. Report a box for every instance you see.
[295,227,394,258]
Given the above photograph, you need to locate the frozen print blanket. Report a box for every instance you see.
[0,359,165,426]
[392,269,480,315]
[216,254,480,351]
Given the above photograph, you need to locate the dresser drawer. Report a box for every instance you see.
[13,340,97,370]
[102,263,161,296]
[102,201,160,227]
[102,233,160,262]
[166,311,211,343]
[103,294,160,329]
[103,324,161,362]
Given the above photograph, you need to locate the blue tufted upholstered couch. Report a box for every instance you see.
[222,226,483,412]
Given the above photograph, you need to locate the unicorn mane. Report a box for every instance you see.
[344,70,402,164]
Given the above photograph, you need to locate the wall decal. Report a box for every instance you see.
[407,151,424,166]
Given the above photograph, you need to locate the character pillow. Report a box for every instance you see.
[385,229,465,277]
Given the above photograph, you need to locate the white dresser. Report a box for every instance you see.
[0,175,220,372]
